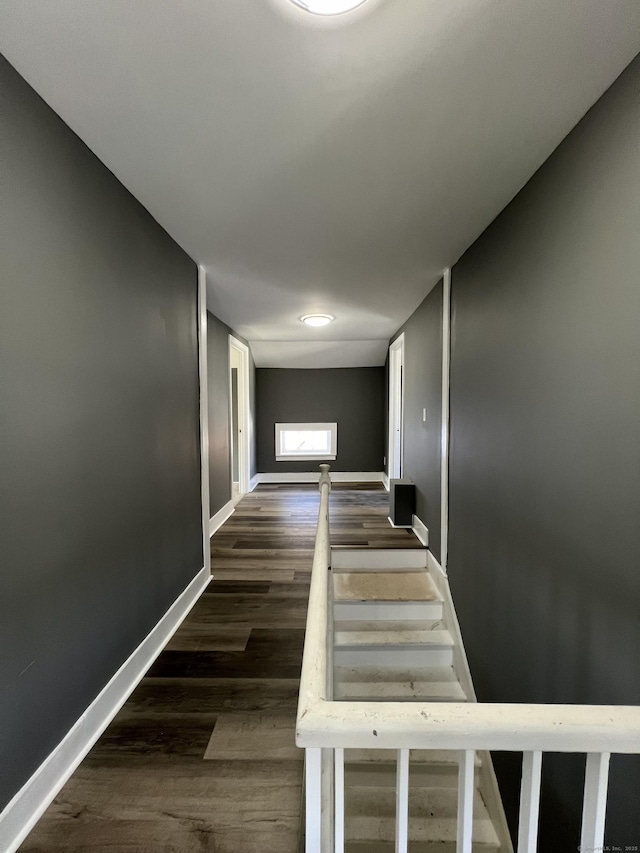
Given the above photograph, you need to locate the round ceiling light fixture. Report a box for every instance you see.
[300,313,335,327]
[289,0,368,15]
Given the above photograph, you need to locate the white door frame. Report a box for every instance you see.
[388,333,405,481]
[198,266,211,573]
[229,336,251,497]
[440,268,452,575]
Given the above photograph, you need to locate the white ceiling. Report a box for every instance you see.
[2,1,639,367]
[250,338,389,369]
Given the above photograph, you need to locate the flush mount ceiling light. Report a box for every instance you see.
[289,0,368,15]
[301,314,335,327]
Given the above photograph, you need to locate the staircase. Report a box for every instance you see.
[331,547,510,853]
[298,472,639,853]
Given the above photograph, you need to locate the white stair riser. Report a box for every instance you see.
[333,684,467,702]
[344,841,499,853]
[332,566,425,573]
[334,620,444,633]
[334,601,443,622]
[335,648,454,668]
[345,749,483,767]
[331,549,427,570]
[345,764,480,789]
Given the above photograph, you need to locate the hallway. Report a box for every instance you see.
[2,24,639,849]
[19,483,420,852]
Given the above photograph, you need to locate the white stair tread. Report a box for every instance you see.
[335,628,454,648]
[335,665,466,701]
[334,571,440,602]
[335,680,466,701]
[345,786,500,846]
[345,841,498,852]
[335,665,460,683]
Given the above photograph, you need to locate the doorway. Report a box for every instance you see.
[229,336,250,501]
[388,333,405,480]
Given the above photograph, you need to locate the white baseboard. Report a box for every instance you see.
[426,548,445,580]
[249,474,259,492]
[253,471,386,484]
[426,549,513,851]
[426,550,475,703]
[412,514,429,547]
[387,516,412,529]
[0,566,211,853]
[209,499,235,536]
[431,551,512,850]
[382,472,389,491]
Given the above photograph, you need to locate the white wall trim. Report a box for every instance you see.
[440,267,452,576]
[0,566,211,853]
[209,499,235,537]
[275,422,337,462]
[253,471,386,484]
[388,333,405,481]
[381,472,389,491]
[198,266,211,575]
[249,474,259,492]
[412,514,429,547]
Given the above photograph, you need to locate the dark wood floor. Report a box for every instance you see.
[20,483,419,852]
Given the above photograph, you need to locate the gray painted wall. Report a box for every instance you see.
[256,368,385,473]
[445,56,639,847]
[207,311,233,517]
[0,57,202,810]
[391,281,443,559]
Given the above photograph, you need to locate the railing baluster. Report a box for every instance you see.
[335,748,345,853]
[517,751,542,853]
[306,747,323,853]
[322,748,334,853]
[580,752,610,853]
[395,748,410,853]
[457,750,475,853]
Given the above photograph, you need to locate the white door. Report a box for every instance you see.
[229,336,251,498]
[388,334,405,480]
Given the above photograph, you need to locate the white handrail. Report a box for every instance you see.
[298,464,332,716]
[297,697,640,753]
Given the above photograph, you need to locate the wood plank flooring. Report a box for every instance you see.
[19,483,420,852]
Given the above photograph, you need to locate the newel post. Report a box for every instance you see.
[319,463,331,493]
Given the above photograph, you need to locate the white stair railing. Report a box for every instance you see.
[296,466,640,853]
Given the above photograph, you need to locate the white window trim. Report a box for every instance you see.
[275,422,337,462]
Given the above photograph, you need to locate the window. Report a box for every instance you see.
[275,422,337,461]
